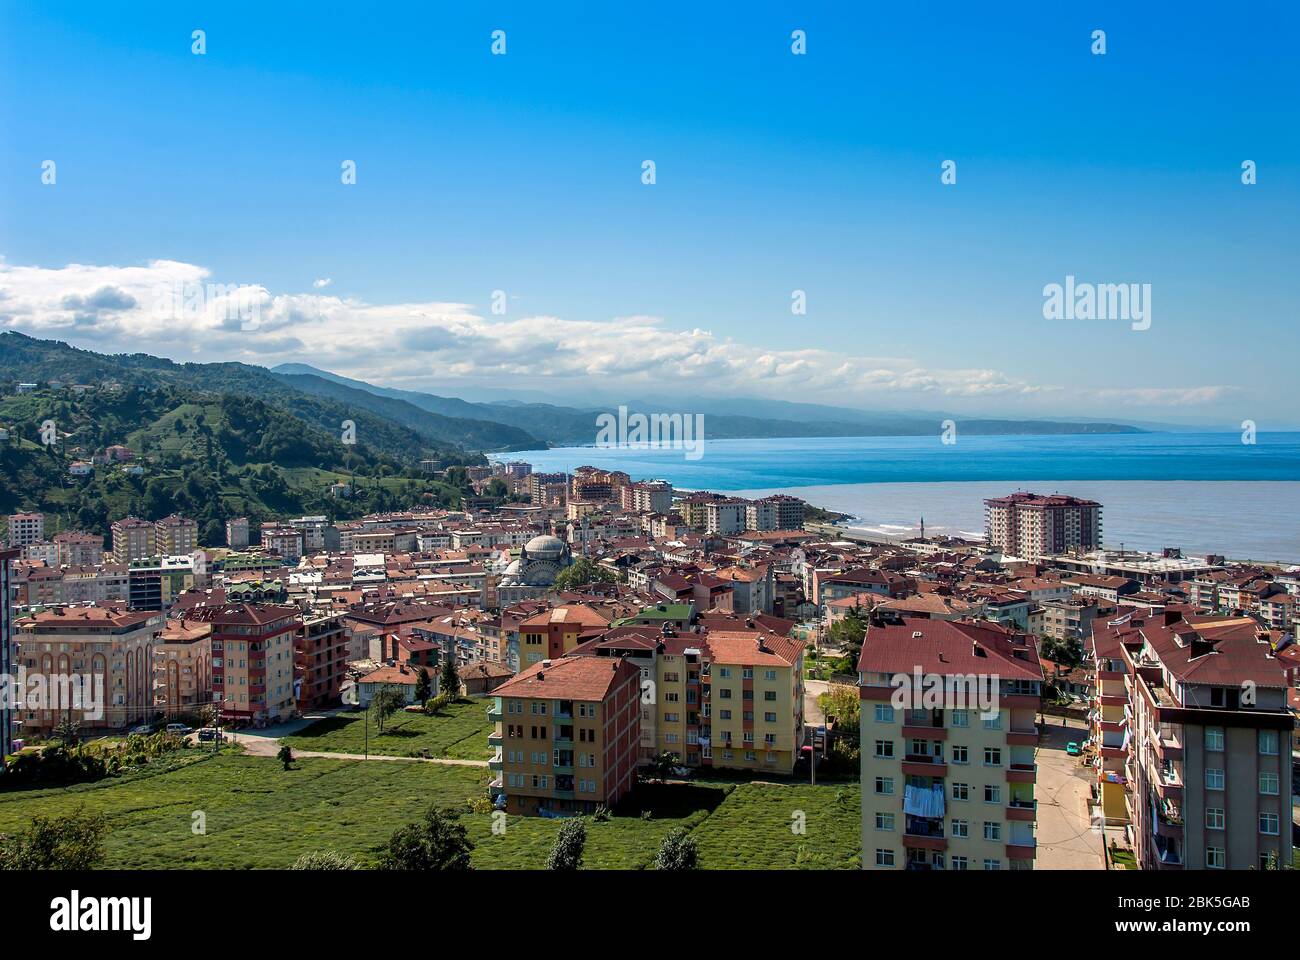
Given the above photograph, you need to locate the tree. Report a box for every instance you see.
[277,745,294,770]
[291,850,362,870]
[827,607,868,664]
[414,667,432,703]
[546,818,586,870]
[0,806,108,870]
[371,685,406,733]
[643,750,680,784]
[52,717,81,749]
[376,807,473,870]
[553,557,616,593]
[1040,635,1083,671]
[439,655,460,702]
[653,827,699,870]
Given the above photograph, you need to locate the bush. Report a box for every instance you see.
[653,827,699,870]
[424,693,453,715]
[0,806,108,870]
[546,818,587,871]
[291,850,363,870]
[592,805,611,823]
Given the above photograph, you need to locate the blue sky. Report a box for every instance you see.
[1,2,1296,424]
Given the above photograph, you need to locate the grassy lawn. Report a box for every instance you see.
[0,754,862,869]
[281,699,495,760]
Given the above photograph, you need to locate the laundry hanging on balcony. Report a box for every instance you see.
[903,783,945,819]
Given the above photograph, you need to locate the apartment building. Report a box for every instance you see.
[14,604,164,734]
[1040,596,1114,644]
[858,618,1045,871]
[984,493,1102,561]
[488,655,641,815]
[1,548,17,767]
[226,517,250,549]
[704,499,747,536]
[1088,612,1132,826]
[111,517,155,563]
[528,472,569,506]
[154,514,198,556]
[6,512,44,547]
[54,531,104,567]
[746,494,804,532]
[154,619,213,716]
[621,480,673,515]
[194,603,300,724]
[518,604,611,666]
[1098,607,1293,870]
[296,610,348,711]
[570,621,806,773]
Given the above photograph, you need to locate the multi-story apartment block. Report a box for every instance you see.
[296,610,348,711]
[5,512,44,548]
[111,517,155,563]
[858,618,1044,871]
[488,655,641,815]
[1096,607,1294,870]
[518,604,612,667]
[226,517,250,549]
[984,492,1102,561]
[704,499,747,536]
[289,516,329,553]
[54,531,104,567]
[194,604,300,724]
[746,494,805,532]
[621,480,674,515]
[528,472,569,506]
[0,548,17,767]
[14,604,164,734]
[154,619,213,716]
[154,514,198,556]
[1040,596,1114,644]
[572,621,805,773]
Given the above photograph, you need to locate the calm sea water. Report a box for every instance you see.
[508,433,1300,562]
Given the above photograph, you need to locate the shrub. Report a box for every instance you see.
[291,850,363,870]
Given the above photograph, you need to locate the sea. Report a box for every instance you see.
[502,433,1300,564]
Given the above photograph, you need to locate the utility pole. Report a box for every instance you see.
[364,699,369,760]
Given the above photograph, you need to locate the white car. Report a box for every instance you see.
[165,723,192,736]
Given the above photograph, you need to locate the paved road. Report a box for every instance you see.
[1034,716,1105,869]
[804,679,828,725]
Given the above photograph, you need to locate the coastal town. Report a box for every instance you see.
[2,460,1296,872]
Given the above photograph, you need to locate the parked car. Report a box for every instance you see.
[129,724,154,735]
[196,727,223,742]
[1065,741,1081,756]
[165,723,193,736]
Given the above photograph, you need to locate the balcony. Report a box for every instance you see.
[486,705,503,723]
[1006,725,1039,747]
[1006,799,1036,822]
[488,752,503,772]
[1005,763,1036,784]
[902,724,947,741]
[902,817,947,851]
[488,777,505,797]
[487,730,502,747]
[901,754,947,778]
[1005,841,1037,860]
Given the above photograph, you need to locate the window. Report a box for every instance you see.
[875,777,895,796]
[1205,808,1224,830]
[951,745,968,764]
[951,819,968,838]
[764,669,777,681]
[874,704,894,723]
[763,690,776,701]
[983,822,1001,841]
[875,812,895,831]
[952,782,969,801]
[874,740,895,759]
[951,856,968,871]
[982,711,1002,730]
[764,712,777,723]
[1205,847,1225,869]
[983,859,1001,871]
[1205,727,1224,751]
[719,688,732,699]
[1259,813,1280,835]
[1258,730,1279,755]
[983,785,1001,804]
[1259,771,1279,795]
[875,849,895,867]
[950,710,969,728]
[1205,768,1224,790]
[718,667,732,679]
[983,747,1002,767]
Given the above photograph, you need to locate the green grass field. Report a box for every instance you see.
[0,753,861,869]
[281,700,495,760]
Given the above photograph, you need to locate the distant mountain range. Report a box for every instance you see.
[270,362,1146,446]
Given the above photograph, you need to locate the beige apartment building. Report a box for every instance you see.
[14,604,164,734]
[984,492,1102,561]
[859,618,1044,871]
[154,618,214,716]
[112,517,155,563]
[154,514,198,556]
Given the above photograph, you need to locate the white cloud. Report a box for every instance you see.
[312,278,332,289]
[0,257,1233,414]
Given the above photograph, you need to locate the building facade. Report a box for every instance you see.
[984,493,1102,560]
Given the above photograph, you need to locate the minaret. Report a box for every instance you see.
[920,516,925,540]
